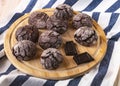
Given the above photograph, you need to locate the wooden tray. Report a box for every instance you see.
[4,9,107,80]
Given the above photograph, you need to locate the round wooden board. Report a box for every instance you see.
[4,8,107,80]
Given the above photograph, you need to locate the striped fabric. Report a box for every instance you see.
[0,0,120,86]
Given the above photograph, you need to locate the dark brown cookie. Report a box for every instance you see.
[54,4,73,20]
[46,15,68,34]
[38,30,62,49]
[72,13,93,29]
[74,27,98,46]
[73,52,94,65]
[64,41,77,56]
[28,11,49,29]
[12,40,37,61]
[40,48,63,70]
[15,25,39,43]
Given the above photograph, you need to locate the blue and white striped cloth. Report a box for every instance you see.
[0,0,120,86]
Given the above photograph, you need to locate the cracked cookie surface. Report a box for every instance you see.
[54,4,73,20]
[38,30,62,49]
[28,11,49,29]
[41,48,63,70]
[72,13,93,29]
[74,27,98,46]
[15,25,39,43]
[12,40,37,61]
[46,15,68,34]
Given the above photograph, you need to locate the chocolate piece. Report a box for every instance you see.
[38,30,62,49]
[72,13,93,29]
[64,41,77,55]
[73,52,94,65]
[28,11,49,29]
[15,25,39,43]
[54,4,73,20]
[12,40,37,61]
[74,27,98,46]
[46,15,68,34]
[40,48,63,70]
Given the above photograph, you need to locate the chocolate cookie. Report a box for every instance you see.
[28,11,49,29]
[46,15,68,34]
[40,48,63,70]
[38,30,62,49]
[54,4,73,20]
[74,27,98,46]
[15,25,39,43]
[12,40,37,61]
[72,13,93,29]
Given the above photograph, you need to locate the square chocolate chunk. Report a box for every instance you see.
[73,52,94,65]
[64,41,77,56]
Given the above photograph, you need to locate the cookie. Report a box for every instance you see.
[40,48,63,70]
[38,30,62,49]
[15,25,39,43]
[46,15,68,34]
[12,40,37,61]
[72,13,93,29]
[28,11,49,29]
[74,27,98,46]
[54,4,73,20]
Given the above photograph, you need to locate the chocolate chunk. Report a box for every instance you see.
[40,48,63,70]
[12,40,37,61]
[38,30,62,49]
[54,4,73,20]
[46,15,68,34]
[15,25,39,43]
[64,41,77,55]
[74,26,98,46]
[73,52,94,65]
[28,11,49,29]
[72,13,93,29]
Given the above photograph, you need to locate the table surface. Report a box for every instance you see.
[0,0,120,86]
